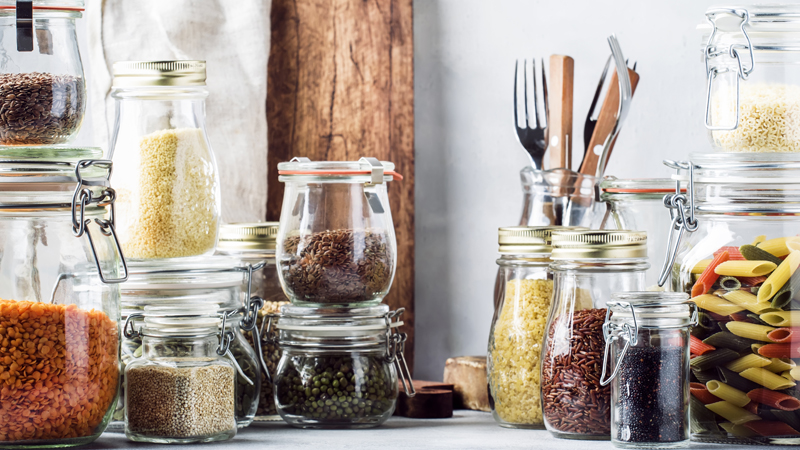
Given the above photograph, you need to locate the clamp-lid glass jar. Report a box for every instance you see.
[541,230,648,440]
[272,304,414,428]
[0,147,128,448]
[0,0,86,145]
[701,5,800,152]
[109,60,221,260]
[276,157,401,306]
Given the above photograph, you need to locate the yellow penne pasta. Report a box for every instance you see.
[740,367,797,390]
[751,235,767,246]
[722,290,775,314]
[725,354,772,373]
[692,259,712,274]
[791,367,800,381]
[758,251,800,301]
[707,381,751,407]
[752,343,765,353]
[715,260,777,278]
[781,371,795,382]
[691,294,745,316]
[725,321,776,342]
[765,358,796,373]
[719,422,759,437]
[760,311,800,327]
[757,237,800,258]
[706,401,762,425]
[789,240,800,253]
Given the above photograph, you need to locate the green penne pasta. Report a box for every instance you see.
[772,267,800,309]
[703,331,760,353]
[691,396,720,434]
[718,366,762,393]
[720,276,742,291]
[691,348,740,372]
[741,244,784,266]
[692,367,719,384]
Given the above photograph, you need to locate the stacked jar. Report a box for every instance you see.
[270,157,414,428]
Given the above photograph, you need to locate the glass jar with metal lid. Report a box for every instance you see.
[109,60,220,260]
[701,5,800,152]
[123,307,238,444]
[0,0,86,145]
[271,304,414,428]
[0,147,127,448]
[276,157,401,307]
[601,293,696,449]
[541,230,648,440]
[660,154,800,444]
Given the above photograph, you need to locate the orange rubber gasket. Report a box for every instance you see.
[279,170,403,181]
[0,6,84,11]
[604,188,686,194]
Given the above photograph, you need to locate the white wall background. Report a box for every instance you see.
[413,0,722,379]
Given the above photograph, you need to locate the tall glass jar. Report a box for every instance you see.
[0,148,127,448]
[109,60,221,259]
[541,230,648,440]
[701,5,800,152]
[488,226,557,428]
[601,293,695,449]
[665,153,800,444]
[276,157,400,307]
[272,304,414,429]
[0,1,86,145]
[123,309,237,444]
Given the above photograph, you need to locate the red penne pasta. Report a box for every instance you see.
[745,401,758,414]
[747,388,800,411]
[690,382,722,404]
[730,312,753,322]
[716,246,745,260]
[743,420,800,437]
[740,276,768,286]
[691,335,716,355]
[767,328,800,344]
[692,251,730,298]
[707,310,733,323]
[758,343,796,358]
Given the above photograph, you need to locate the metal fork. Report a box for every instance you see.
[514,59,548,170]
[596,35,633,178]
[583,55,611,155]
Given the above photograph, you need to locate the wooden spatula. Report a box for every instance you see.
[548,55,574,170]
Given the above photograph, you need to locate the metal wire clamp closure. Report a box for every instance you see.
[71,159,128,284]
[704,8,754,131]
[385,308,415,397]
[657,160,698,287]
[600,302,638,386]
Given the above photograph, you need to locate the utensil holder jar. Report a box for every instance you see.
[518,167,599,228]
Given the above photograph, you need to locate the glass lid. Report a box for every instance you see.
[600,177,683,194]
[123,256,249,290]
[278,157,401,182]
[0,147,105,184]
[276,304,400,336]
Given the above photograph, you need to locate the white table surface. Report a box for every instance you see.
[87,410,778,450]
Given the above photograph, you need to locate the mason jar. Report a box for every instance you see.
[276,157,401,306]
[663,153,800,444]
[123,309,237,444]
[272,304,414,429]
[701,5,800,152]
[601,292,695,449]
[0,148,127,448]
[109,60,221,259]
[541,230,648,440]
[0,0,86,145]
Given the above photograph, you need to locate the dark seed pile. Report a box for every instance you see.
[276,355,397,423]
[542,308,611,436]
[281,229,393,304]
[0,73,84,145]
[616,345,686,443]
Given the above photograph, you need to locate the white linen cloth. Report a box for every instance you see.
[87,0,270,222]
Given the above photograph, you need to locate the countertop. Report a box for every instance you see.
[88,410,780,450]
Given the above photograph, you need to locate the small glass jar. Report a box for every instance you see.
[276,157,400,306]
[123,309,237,444]
[601,292,695,449]
[701,5,800,152]
[272,304,414,428]
[0,1,86,145]
[488,226,557,428]
[541,230,648,440]
[518,167,598,227]
[109,60,221,259]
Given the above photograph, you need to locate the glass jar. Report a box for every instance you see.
[0,148,127,448]
[519,166,599,227]
[217,222,288,420]
[276,157,400,306]
[701,5,800,152]
[600,177,684,289]
[601,292,695,449]
[0,1,86,145]
[488,226,557,428]
[541,230,648,440]
[109,60,221,259]
[272,304,414,429]
[663,153,800,444]
[123,309,237,444]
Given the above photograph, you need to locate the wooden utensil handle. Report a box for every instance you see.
[549,55,574,170]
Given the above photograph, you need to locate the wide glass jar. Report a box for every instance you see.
[518,167,598,227]
[601,293,695,449]
[488,226,557,428]
[272,304,414,429]
[541,230,648,440]
[0,148,127,448]
[701,5,800,152]
[666,153,800,444]
[123,309,237,444]
[0,1,86,145]
[109,60,221,259]
[276,157,400,306]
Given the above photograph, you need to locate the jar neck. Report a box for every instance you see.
[551,258,650,272]
[142,334,220,360]
[496,253,551,266]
